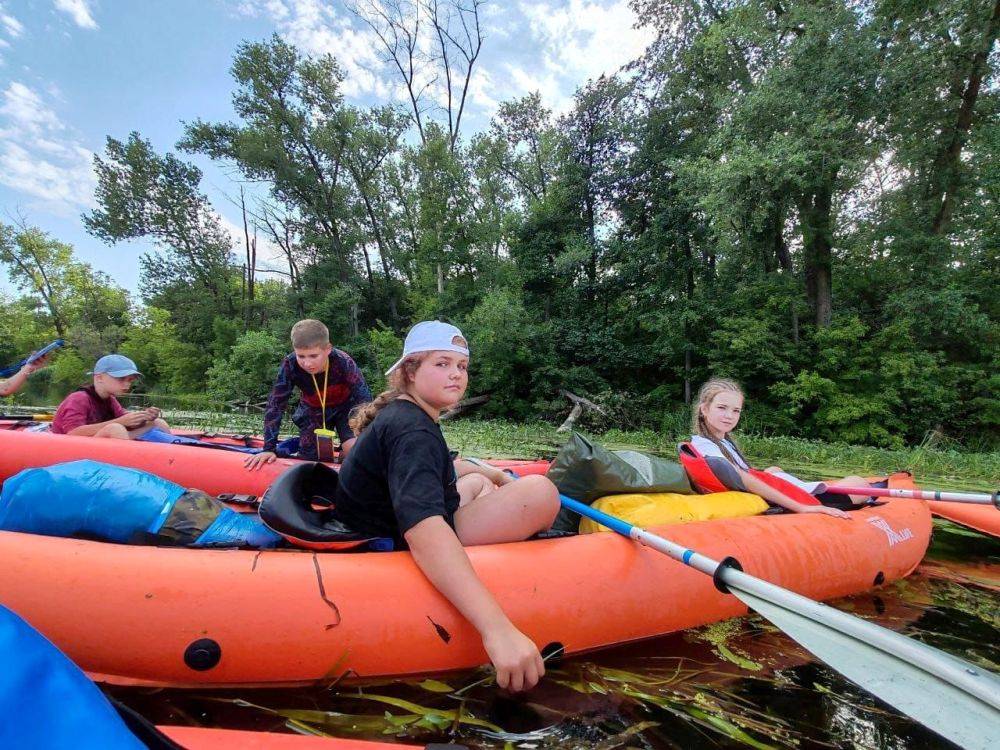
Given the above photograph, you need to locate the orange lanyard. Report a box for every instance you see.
[309,363,329,431]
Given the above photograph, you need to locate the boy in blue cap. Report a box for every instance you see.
[51,354,170,439]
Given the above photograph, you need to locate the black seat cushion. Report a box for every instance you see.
[258,463,367,546]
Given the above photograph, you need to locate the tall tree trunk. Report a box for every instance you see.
[585,188,597,305]
[929,0,1000,236]
[355,183,400,319]
[773,216,799,344]
[799,180,835,328]
[683,235,695,405]
[360,242,375,288]
[240,190,256,330]
[756,201,783,274]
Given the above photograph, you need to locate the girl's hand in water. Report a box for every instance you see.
[803,505,851,520]
[483,622,544,692]
[763,465,783,473]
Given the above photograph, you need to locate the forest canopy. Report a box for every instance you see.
[2,0,997,450]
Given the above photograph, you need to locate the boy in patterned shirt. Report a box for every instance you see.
[245,320,372,469]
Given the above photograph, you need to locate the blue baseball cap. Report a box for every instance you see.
[386,321,469,376]
[89,354,142,378]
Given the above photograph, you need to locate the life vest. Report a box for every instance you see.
[75,385,121,424]
[678,441,821,506]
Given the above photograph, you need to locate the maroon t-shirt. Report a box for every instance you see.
[51,386,128,435]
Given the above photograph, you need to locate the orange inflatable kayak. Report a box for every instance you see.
[159,726,458,749]
[0,428,549,498]
[927,501,1000,538]
[0,490,930,688]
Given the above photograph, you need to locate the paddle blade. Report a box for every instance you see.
[730,586,1000,750]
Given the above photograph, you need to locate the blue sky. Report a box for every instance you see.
[0,0,653,296]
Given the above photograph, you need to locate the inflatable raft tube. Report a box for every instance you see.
[0,417,269,448]
[0,494,930,688]
[160,727,459,749]
[0,429,550,497]
[927,501,1000,539]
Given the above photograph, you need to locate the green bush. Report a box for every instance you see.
[205,330,286,402]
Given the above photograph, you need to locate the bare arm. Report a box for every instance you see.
[404,516,544,690]
[738,470,850,519]
[0,370,29,396]
[0,354,50,396]
[454,458,513,486]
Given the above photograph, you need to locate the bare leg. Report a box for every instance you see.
[836,475,872,505]
[454,474,560,546]
[127,418,170,440]
[94,423,130,440]
[457,473,496,507]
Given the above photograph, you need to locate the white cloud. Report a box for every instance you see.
[0,82,62,134]
[0,141,96,213]
[0,3,24,38]
[518,0,654,85]
[0,1,22,65]
[505,63,571,113]
[465,66,500,115]
[54,0,98,30]
[0,81,96,214]
[235,0,393,99]
[232,1,653,127]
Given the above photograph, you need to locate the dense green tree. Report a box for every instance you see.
[3,2,985,447]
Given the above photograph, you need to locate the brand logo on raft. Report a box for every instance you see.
[866,516,914,546]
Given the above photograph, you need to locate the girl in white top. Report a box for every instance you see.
[691,378,873,517]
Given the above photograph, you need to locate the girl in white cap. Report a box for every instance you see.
[334,321,560,692]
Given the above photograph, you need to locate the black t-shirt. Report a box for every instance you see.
[334,399,460,544]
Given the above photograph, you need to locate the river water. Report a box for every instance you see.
[110,520,998,750]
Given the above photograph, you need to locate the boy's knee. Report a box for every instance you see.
[153,418,170,431]
[96,423,128,439]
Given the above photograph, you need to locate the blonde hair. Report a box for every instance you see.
[348,353,428,435]
[692,377,749,467]
[290,319,330,349]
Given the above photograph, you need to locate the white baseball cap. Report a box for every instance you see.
[386,321,470,376]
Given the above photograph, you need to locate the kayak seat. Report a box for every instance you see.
[258,463,373,551]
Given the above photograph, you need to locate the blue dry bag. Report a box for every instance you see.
[0,460,185,542]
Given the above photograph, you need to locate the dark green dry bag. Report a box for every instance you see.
[546,432,693,531]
